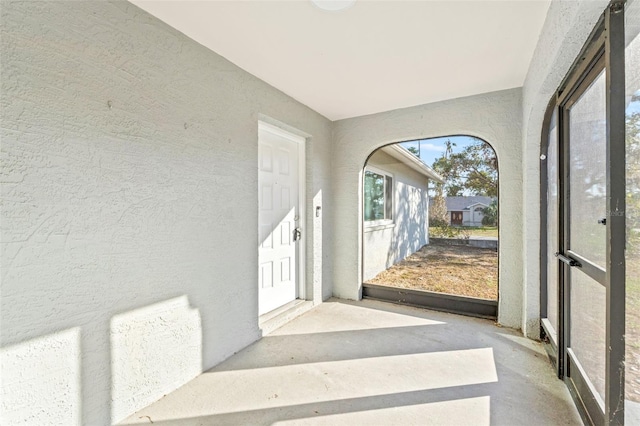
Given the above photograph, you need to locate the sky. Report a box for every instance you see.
[399,135,481,168]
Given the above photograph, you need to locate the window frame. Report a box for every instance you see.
[363,166,394,227]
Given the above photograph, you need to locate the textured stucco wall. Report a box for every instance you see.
[1,0,620,422]
[0,1,332,424]
[363,149,430,281]
[520,0,608,338]
[332,88,523,329]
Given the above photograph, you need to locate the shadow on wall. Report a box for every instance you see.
[0,296,202,425]
[386,184,427,269]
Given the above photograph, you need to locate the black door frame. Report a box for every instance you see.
[540,2,627,424]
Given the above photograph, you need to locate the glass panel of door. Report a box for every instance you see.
[566,68,608,411]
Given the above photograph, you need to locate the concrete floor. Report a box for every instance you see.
[121,299,583,426]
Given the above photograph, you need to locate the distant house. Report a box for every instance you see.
[363,145,443,281]
[430,196,496,227]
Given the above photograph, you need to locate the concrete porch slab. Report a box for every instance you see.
[120,299,582,426]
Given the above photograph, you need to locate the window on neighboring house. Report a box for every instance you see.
[475,207,484,213]
[364,169,393,223]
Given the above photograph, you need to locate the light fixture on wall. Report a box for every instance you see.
[311,0,356,12]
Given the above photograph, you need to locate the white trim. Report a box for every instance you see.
[259,121,305,145]
[297,131,306,302]
[364,164,392,177]
[466,202,490,209]
[365,219,393,228]
[364,223,396,233]
[380,144,444,183]
[258,121,306,303]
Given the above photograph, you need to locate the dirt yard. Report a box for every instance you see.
[627,259,640,402]
[366,241,498,300]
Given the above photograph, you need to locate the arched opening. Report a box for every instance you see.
[361,135,499,319]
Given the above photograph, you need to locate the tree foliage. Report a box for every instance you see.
[627,107,640,255]
[432,139,498,197]
[481,200,498,226]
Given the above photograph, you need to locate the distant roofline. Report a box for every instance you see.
[429,195,495,212]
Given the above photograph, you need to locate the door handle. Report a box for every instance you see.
[554,252,581,267]
[293,227,302,242]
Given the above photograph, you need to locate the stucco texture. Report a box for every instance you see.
[0,0,621,423]
[520,0,608,337]
[332,88,524,329]
[0,1,332,424]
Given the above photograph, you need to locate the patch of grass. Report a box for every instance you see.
[429,226,498,238]
[366,241,498,300]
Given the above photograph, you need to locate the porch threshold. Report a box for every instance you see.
[259,299,314,335]
[362,283,498,319]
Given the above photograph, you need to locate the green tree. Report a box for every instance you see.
[407,146,419,156]
[481,200,498,226]
[432,139,498,197]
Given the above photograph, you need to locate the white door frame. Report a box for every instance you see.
[258,121,306,308]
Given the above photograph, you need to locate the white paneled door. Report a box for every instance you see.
[258,123,303,316]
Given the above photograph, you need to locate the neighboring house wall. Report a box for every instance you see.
[435,196,493,226]
[465,204,488,227]
[363,150,430,281]
[332,88,524,329]
[1,2,332,425]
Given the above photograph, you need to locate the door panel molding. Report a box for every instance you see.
[258,121,306,316]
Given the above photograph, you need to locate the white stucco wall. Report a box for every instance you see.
[0,2,332,424]
[520,0,608,338]
[332,88,523,329]
[363,150,430,281]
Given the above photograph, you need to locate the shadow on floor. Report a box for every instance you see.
[121,299,582,426]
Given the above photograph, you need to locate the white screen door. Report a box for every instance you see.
[258,123,303,316]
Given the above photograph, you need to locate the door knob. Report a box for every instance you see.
[293,227,302,242]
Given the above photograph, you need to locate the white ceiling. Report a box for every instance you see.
[132,0,550,121]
